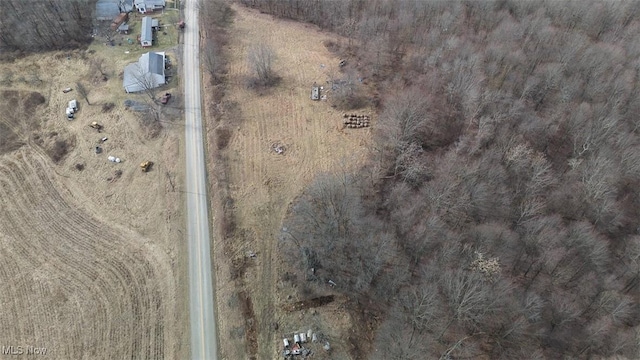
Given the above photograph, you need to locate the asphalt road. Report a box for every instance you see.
[183,0,218,359]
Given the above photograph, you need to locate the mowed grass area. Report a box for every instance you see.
[212,5,374,360]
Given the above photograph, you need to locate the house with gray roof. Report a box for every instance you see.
[134,0,166,13]
[123,52,166,93]
[140,16,153,47]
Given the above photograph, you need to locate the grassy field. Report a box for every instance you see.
[0,9,188,359]
[208,5,374,359]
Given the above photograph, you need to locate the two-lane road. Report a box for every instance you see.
[183,0,218,359]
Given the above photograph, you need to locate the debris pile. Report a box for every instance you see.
[343,113,370,128]
[283,295,335,312]
[88,122,103,132]
[282,329,328,358]
[272,142,286,155]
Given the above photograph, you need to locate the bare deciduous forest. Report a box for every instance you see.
[238,0,640,358]
[0,0,93,53]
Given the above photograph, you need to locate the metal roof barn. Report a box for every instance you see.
[140,16,153,47]
[95,0,133,20]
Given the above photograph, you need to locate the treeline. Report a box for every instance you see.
[272,1,640,359]
[0,0,94,52]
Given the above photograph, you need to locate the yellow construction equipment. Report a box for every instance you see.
[140,161,153,172]
[88,121,103,131]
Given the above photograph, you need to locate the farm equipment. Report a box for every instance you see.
[140,161,153,172]
[88,121,103,132]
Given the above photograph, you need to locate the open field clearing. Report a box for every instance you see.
[0,27,187,359]
[209,5,373,359]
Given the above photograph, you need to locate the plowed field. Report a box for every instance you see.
[0,49,187,359]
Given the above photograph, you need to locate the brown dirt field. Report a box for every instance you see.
[208,5,373,360]
[0,25,188,359]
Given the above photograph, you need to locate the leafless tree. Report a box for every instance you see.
[0,0,93,52]
[130,63,160,103]
[247,43,277,87]
[400,284,442,335]
[548,292,581,332]
[89,58,108,81]
[76,82,90,105]
[439,269,502,339]
[371,306,431,360]
[282,170,401,298]
[137,108,162,139]
[203,39,226,83]
[377,89,429,151]
[199,0,234,27]
[263,1,640,357]
[621,236,640,295]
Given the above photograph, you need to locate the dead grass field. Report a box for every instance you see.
[209,5,373,359]
[0,14,187,359]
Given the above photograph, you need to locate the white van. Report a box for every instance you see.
[66,99,78,119]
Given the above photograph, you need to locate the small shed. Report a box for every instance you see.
[151,18,160,30]
[311,83,320,100]
[118,23,130,34]
[140,16,153,47]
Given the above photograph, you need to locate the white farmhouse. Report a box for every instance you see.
[134,0,166,13]
[123,52,166,93]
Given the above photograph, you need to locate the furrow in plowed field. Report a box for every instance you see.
[0,149,175,359]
